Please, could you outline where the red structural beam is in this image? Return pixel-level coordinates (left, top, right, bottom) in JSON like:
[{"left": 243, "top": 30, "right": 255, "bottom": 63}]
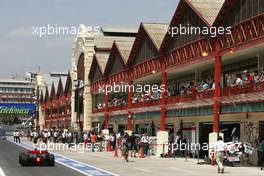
[
  {"left": 104, "top": 89, "right": 109, "bottom": 129},
  {"left": 49, "top": 105, "right": 52, "bottom": 129},
  {"left": 214, "top": 38, "right": 221, "bottom": 133},
  {"left": 56, "top": 104, "right": 59, "bottom": 129},
  {"left": 64, "top": 102, "right": 68, "bottom": 129},
  {"left": 127, "top": 79, "right": 133, "bottom": 131},
  {"left": 160, "top": 61, "right": 167, "bottom": 131},
  {"left": 43, "top": 106, "right": 46, "bottom": 129}
]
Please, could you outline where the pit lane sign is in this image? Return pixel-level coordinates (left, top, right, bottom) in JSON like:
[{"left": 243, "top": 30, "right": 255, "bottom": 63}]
[{"left": 0, "top": 103, "right": 36, "bottom": 115}]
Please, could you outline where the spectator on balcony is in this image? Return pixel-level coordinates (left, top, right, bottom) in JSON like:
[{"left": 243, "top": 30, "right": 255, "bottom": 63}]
[
  {"left": 155, "top": 90, "right": 161, "bottom": 99},
  {"left": 242, "top": 70, "right": 249, "bottom": 82},
  {"left": 259, "top": 68, "right": 264, "bottom": 82},
  {"left": 186, "top": 85, "right": 192, "bottom": 94},
  {"left": 243, "top": 70, "right": 254, "bottom": 84},
  {"left": 191, "top": 85, "right": 198, "bottom": 94},
  {"left": 132, "top": 94, "right": 138, "bottom": 103},
  {"left": 122, "top": 98, "right": 126, "bottom": 105},
  {"left": 208, "top": 78, "right": 214, "bottom": 88},
  {"left": 254, "top": 71, "right": 261, "bottom": 83},
  {"left": 234, "top": 74, "right": 243, "bottom": 86},
  {"left": 225, "top": 73, "right": 232, "bottom": 87},
  {"left": 247, "top": 72, "right": 255, "bottom": 84},
  {"left": 172, "top": 84, "right": 178, "bottom": 96},
  {"left": 180, "top": 86, "right": 187, "bottom": 95},
  {"left": 167, "top": 87, "right": 173, "bottom": 96},
  {"left": 201, "top": 80, "right": 209, "bottom": 92},
  {"left": 211, "top": 80, "right": 215, "bottom": 90}
]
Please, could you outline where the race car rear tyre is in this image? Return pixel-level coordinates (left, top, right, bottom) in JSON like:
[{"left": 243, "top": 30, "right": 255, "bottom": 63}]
[
  {"left": 48, "top": 154, "right": 55, "bottom": 166},
  {"left": 19, "top": 152, "right": 25, "bottom": 164},
  {"left": 19, "top": 153, "right": 28, "bottom": 166}
]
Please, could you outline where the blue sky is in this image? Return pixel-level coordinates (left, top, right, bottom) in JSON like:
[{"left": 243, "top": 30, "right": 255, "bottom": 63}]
[{"left": 0, "top": 0, "right": 178, "bottom": 77}]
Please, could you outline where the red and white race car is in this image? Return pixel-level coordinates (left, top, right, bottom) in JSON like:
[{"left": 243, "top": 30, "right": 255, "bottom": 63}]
[{"left": 19, "top": 149, "right": 55, "bottom": 166}]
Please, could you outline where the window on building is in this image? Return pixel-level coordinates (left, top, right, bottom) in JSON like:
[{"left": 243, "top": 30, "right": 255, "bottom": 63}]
[
  {"left": 253, "top": 0, "right": 259, "bottom": 16},
  {"left": 241, "top": 0, "right": 247, "bottom": 21},
  {"left": 247, "top": 0, "right": 253, "bottom": 18},
  {"left": 260, "top": 0, "right": 264, "bottom": 13}
]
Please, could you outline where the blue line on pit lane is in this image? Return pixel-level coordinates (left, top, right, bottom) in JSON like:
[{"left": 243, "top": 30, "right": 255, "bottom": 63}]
[{"left": 8, "top": 139, "right": 117, "bottom": 176}]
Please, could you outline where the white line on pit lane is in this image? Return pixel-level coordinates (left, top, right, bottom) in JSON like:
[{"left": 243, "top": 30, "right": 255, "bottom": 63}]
[
  {"left": 0, "top": 167, "right": 6, "bottom": 176},
  {"left": 6, "top": 138, "right": 118, "bottom": 176}
]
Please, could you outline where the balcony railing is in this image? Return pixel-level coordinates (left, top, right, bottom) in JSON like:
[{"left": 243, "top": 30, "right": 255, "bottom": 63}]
[
  {"left": 92, "top": 108, "right": 104, "bottom": 114},
  {"left": 92, "top": 82, "right": 264, "bottom": 114},
  {"left": 132, "top": 99, "right": 161, "bottom": 109}
]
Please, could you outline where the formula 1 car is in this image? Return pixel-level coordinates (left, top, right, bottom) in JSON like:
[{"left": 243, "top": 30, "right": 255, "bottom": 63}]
[
  {"left": 19, "top": 149, "right": 55, "bottom": 166},
  {"left": 209, "top": 141, "right": 254, "bottom": 166}
]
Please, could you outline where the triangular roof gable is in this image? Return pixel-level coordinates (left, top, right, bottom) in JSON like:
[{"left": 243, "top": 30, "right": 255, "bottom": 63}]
[
  {"left": 127, "top": 23, "right": 166, "bottom": 67},
  {"left": 104, "top": 41, "right": 131, "bottom": 76},
  {"left": 44, "top": 86, "right": 49, "bottom": 103},
  {"left": 40, "top": 90, "right": 44, "bottom": 103},
  {"left": 186, "top": 0, "right": 225, "bottom": 26},
  {"left": 64, "top": 72, "right": 72, "bottom": 95},
  {"left": 88, "top": 55, "right": 105, "bottom": 83},
  {"left": 160, "top": 0, "right": 222, "bottom": 52},
  {"left": 56, "top": 78, "right": 64, "bottom": 98},
  {"left": 50, "top": 82, "right": 56, "bottom": 101},
  {"left": 213, "top": 0, "right": 238, "bottom": 27}
]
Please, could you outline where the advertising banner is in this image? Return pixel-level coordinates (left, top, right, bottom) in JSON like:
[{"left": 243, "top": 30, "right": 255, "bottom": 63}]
[{"left": 0, "top": 103, "right": 36, "bottom": 115}]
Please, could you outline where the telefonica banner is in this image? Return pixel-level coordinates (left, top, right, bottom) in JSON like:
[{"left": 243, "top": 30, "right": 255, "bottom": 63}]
[{"left": 0, "top": 103, "right": 36, "bottom": 115}]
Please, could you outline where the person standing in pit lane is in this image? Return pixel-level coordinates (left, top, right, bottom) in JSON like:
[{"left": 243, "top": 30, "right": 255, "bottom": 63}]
[
  {"left": 130, "top": 132, "right": 137, "bottom": 158},
  {"left": 47, "top": 129, "right": 51, "bottom": 142},
  {"left": 120, "top": 132, "right": 130, "bottom": 162},
  {"left": 214, "top": 136, "right": 227, "bottom": 174},
  {"left": 42, "top": 129, "right": 48, "bottom": 145},
  {"left": 53, "top": 130, "right": 58, "bottom": 143},
  {"left": 33, "top": 130, "right": 39, "bottom": 144},
  {"left": 29, "top": 130, "right": 34, "bottom": 141},
  {"left": 91, "top": 132, "right": 97, "bottom": 152},
  {"left": 13, "top": 130, "right": 20, "bottom": 143}
]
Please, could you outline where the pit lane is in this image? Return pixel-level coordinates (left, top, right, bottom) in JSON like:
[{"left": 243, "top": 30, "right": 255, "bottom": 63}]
[{"left": 0, "top": 139, "right": 85, "bottom": 176}]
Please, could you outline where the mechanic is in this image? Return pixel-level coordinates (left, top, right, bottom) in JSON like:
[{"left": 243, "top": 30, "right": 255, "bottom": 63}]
[
  {"left": 214, "top": 136, "right": 227, "bottom": 174},
  {"left": 42, "top": 129, "right": 48, "bottom": 145},
  {"left": 91, "top": 132, "right": 97, "bottom": 152},
  {"left": 258, "top": 136, "right": 264, "bottom": 170},
  {"left": 13, "top": 130, "right": 20, "bottom": 143},
  {"left": 53, "top": 130, "right": 58, "bottom": 143},
  {"left": 33, "top": 130, "right": 39, "bottom": 144}
]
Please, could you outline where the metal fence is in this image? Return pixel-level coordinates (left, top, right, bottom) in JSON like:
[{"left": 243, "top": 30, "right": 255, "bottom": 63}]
[{"left": 0, "top": 124, "right": 17, "bottom": 137}]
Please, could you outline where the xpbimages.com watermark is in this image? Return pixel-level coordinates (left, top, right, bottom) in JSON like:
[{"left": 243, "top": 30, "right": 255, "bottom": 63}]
[
  {"left": 171, "top": 142, "right": 211, "bottom": 152},
  {"left": 36, "top": 142, "right": 101, "bottom": 153},
  {"left": 166, "top": 24, "right": 231, "bottom": 38},
  {"left": 33, "top": 142, "right": 212, "bottom": 153},
  {"left": 32, "top": 24, "right": 100, "bottom": 38},
  {"left": 99, "top": 83, "right": 166, "bottom": 95}
]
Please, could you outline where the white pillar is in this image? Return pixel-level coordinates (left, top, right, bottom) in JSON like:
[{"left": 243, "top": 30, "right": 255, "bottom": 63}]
[
  {"left": 83, "top": 36, "right": 94, "bottom": 132},
  {"left": 156, "top": 131, "right": 168, "bottom": 157}
]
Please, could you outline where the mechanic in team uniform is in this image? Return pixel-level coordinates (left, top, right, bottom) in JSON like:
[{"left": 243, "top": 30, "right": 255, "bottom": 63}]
[
  {"left": 91, "top": 132, "right": 97, "bottom": 152},
  {"left": 214, "top": 136, "right": 227, "bottom": 174},
  {"left": 42, "top": 129, "right": 48, "bottom": 145},
  {"left": 13, "top": 130, "right": 21, "bottom": 143},
  {"left": 33, "top": 130, "right": 39, "bottom": 144}
]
